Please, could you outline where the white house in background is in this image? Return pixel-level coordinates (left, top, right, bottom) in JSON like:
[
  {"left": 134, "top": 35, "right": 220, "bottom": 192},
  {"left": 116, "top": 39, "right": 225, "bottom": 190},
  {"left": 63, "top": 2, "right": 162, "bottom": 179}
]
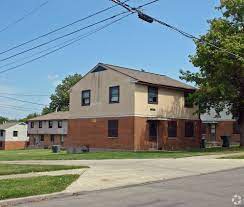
[{"left": 0, "top": 122, "right": 29, "bottom": 150}]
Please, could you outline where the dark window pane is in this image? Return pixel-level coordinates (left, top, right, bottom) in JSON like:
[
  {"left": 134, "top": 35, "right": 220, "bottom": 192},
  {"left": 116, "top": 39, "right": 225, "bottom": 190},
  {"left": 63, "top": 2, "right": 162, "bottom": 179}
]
[
  {"left": 148, "top": 87, "right": 158, "bottom": 104},
  {"left": 58, "top": 121, "right": 62, "bottom": 128},
  {"left": 81, "top": 90, "right": 91, "bottom": 106},
  {"left": 109, "top": 86, "right": 120, "bottom": 103},
  {"left": 40, "top": 135, "right": 44, "bottom": 142},
  {"left": 185, "top": 122, "right": 194, "bottom": 137},
  {"left": 49, "top": 121, "right": 53, "bottom": 128},
  {"left": 168, "top": 121, "right": 177, "bottom": 137},
  {"left": 31, "top": 122, "right": 34, "bottom": 128},
  {"left": 108, "top": 120, "right": 118, "bottom": 137},
  {"left": 13, "top": 131, "right": 18, "bottom": 137},
  {"left": 0, "top": 130, "right": 4, "bottom": 136},
  {"left": 39, "top": 121, "right": 42, "bottom": 128}
]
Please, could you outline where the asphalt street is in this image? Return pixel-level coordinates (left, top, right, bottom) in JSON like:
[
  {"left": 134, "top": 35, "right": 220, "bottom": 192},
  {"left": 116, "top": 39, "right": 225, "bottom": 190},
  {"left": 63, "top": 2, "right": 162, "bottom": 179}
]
[{"left": 17, "top": 167, "right": 244, "bottom": 207}]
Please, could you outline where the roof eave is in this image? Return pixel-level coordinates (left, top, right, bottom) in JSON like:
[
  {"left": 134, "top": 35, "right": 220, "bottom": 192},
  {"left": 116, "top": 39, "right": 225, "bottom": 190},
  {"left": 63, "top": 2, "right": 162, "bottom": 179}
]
[{"left": 136, "top": 81, "right": 196, "bottom": 92}]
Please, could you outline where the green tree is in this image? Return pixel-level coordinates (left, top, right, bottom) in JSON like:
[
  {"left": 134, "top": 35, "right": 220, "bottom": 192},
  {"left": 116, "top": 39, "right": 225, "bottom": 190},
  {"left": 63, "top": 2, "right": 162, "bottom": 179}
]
[
  {"left": 180, "top": 0, "right": 244, "bottom": 145},
  {"left": 0, "top": 116, "right": 9, "bottom": 124},
  {"left": 19, "top": 113, "right": 39, "bottom": 123},
  {"left": 42, "top": 73, "right": 82, "bottom": 115}
]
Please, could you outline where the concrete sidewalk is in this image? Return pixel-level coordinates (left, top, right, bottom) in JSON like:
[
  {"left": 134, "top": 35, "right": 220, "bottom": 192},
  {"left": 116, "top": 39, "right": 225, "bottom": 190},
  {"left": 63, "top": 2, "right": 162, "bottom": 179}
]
[{"left": 2, "top": 157, "right": 244, "bottom": 193}]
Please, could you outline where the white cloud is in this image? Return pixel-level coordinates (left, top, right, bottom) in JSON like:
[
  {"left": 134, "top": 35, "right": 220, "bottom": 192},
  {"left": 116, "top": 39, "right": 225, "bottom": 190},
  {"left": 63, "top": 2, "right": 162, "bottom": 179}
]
[
  {"left": 47, "top": 74, "right": 61, "bottom": 87},
  {"left": 47, "top": 74, "right": 59, "bottom": 81}
]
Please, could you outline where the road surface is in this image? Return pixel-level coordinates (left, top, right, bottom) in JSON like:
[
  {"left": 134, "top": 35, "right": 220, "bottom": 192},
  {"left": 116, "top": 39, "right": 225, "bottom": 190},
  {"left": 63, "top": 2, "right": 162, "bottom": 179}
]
[{"left": 17, "top": 167, "right": 244, "bottom": 207}]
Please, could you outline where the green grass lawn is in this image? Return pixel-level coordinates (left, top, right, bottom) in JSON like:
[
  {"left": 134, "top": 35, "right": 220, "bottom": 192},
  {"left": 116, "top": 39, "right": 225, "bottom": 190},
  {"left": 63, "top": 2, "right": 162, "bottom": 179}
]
[
  {"left": 0, "top": 175, "right": 79, "bottom": 200},
  {"left": 0, "top": 147, "right": 243, "bottom": 161},
  {"left": 0, "top": 164, "right": 87, "bottom": 176}
]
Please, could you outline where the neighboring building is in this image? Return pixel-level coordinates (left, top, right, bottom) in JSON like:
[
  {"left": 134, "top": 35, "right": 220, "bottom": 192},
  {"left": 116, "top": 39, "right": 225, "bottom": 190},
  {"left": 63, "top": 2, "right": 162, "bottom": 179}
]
[
  {"left": 66, "top": 63, "right": 201, "bottom": 151},
  {"left": 0, "top": 122, "right": 29, "bottom": 150},
  {"left": 28, "top": 112, "right": 69, "bottom": 148},
  {"left": 201, "top": 108, "right": 240, "bottom": 145}
]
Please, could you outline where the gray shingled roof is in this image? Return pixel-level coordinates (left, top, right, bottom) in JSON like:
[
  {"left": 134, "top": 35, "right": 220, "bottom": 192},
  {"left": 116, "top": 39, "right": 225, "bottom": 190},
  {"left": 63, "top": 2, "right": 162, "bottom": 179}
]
[
  {"left": 0, "top": 122, "right": 19, "bottom": 130},
  {"left": 28, "top": 111, "right": 70, "bottom": 121},
  {"left": 102, "top": 63, "right": 196, "bottom": 91}
]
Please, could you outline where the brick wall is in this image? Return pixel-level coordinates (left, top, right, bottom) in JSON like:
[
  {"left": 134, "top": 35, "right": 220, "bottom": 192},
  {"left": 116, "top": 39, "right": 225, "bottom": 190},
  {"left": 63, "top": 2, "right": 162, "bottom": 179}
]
[
  {"left": 65, "top": 117, "right": 135, "bottom": 150},
  {"left": 4, "top": 141, "right": 27, "bottom": 150},
  {"left": 29, "top": 134, "right": 65, "bottom": 148},
  {"left": 134, "top": 117, "right": 201, "bottom": 151},
  {"left": 202, "top": 121, "right": 240, "bottom": 145},
  {"left": 66, "top": 116, "right": 201, "bottom": 151}
]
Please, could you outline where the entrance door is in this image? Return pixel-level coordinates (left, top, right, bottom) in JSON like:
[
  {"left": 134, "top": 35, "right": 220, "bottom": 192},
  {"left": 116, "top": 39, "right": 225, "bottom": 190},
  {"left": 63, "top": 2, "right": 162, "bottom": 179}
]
[
  {"left": 148, "top": 120, "right": 159, "bottom": 149},
  {"left": 210, "top": 124, "right": 216, "bottom": 141}
]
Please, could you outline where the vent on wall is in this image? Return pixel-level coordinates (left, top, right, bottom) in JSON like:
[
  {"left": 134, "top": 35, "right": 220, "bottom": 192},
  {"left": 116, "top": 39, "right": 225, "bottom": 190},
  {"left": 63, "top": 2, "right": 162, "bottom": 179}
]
[{"left": 91, "top": 66, "right": 107, "bottom": 73}]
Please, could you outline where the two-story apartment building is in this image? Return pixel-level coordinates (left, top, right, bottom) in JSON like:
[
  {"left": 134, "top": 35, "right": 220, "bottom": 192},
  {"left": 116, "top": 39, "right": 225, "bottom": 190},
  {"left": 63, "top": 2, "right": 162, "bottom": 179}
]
[
  {"left": 28, "top": 112, "right": 69, "bottom": 148},
  {"left": 0, "top": 122, "right": 29, "bottom": 150},
  {"left": 66, "top": 63, "right": 201, "bottom": 151}
]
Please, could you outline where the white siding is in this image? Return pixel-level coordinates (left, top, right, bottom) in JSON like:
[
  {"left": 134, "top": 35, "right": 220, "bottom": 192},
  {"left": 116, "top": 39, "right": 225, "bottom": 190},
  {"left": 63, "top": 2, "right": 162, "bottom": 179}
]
[
  {"left": 5, "top": 123, "right": 29, "bottom": 141},
  {"left": 28, "top": 120, "right": 68, "bottom": 135}
]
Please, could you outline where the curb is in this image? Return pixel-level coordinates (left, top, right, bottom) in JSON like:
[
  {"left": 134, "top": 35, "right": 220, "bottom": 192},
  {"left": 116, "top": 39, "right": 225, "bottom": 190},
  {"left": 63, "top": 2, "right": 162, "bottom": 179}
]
[{"left": 0, "top": 192, "right": 73, "bottom": 207}]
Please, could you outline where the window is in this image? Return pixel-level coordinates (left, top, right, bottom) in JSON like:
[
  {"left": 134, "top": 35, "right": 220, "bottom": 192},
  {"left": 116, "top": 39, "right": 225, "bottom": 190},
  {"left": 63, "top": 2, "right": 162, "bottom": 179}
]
[
  {"left": 201, "top": 123, "right": 207, "bottom": 135},
  {"left": 148, "top": 86, "right": 158, "bottom": 104},
  {"left": 49, "top": 121, "right": 53, "bottom": 128},
  {"left": 58, "top": 121, "right": 63, "bottom": 128},
  {"left": 184, "top": 92, "right": 194, "bottom": 108},
  {"left": 185, "top": 122, "right": 195, "bottom": 137},
  {"left": 108, "top": 120, "right": 118, "bottom": 138},
  {"left": 30, "top": 122, "right": 34, "bottom": 128},
  {"left": 0, "top": 130, "right": 4, "bottom": 137},
  {"left": 109, "top": 86, "right": 120, "bottom": 103},
  {"left": 233, "top": 121, "right": 240, "bottom": 134},
  {"left": 50, "top": 135, "right": 55, "bottom": 143},
  {"left": 0, "top": 141, "right": 2, "bottom": 148},
  {"left": 40, "top": 135, "right": 44, "bottom": 142},
  {"left": 81, "top": 90, "right": 91, "bottom": 106},
  {"left": 13, "top": 131, "right": 18, "bottom": 137},
  {"left": 148, "top": 121, "right": 158, "bottom": 140},
  {"left": 168, "top": 121, "right": 177, "bottom": 138},
  {"left": 39, "top": 121, "right": 42, "bottom": 128}
]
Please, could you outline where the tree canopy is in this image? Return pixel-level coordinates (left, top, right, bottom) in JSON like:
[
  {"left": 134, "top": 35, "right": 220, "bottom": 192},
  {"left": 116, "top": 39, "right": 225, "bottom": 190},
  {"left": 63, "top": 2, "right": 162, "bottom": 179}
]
[
  {"left": 180, "top": 0, "right": 244, "bottom": 144},
  {"left": 42, "top": 73, "right": 82, "bottom": 115}
]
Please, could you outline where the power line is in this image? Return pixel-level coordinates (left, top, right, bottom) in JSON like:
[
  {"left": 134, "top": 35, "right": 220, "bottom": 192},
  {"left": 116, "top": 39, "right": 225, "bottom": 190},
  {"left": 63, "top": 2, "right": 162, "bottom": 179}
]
[
  {"left": 0, "top": 92, "right": 49, "bottom": 97},
  {"left": 0, "top": 0, "right": 130, "bottom": 55},
  {"left": 0, "top": 95, "right": 47, "bottom": 106},
  {"left": 0, "top": 10, "right": 129, "bottom": 63},
  {"left": 0, "top": 13, "right": 132, "bottom": 74},
  {"left": 0, "top": 1, "right": 49, "bottom": 34},
  {"left": 0, "top": 105, "right": 38, "bottom": 112},
  {"left": 0, "top": 104, "right": 41, "bottom": 111},
  {"left": 0, "top": 0, "right": 157, "bottom": 74},
  {"left": 111, "top": 0, "right": 244, "bottom": 61}
]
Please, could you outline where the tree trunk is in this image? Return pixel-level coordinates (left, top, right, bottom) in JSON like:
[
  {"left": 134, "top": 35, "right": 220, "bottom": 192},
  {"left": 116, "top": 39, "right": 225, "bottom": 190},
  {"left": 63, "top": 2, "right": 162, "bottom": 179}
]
[{"left": 240, "top": 110, "right": 244, "bottom": 147}]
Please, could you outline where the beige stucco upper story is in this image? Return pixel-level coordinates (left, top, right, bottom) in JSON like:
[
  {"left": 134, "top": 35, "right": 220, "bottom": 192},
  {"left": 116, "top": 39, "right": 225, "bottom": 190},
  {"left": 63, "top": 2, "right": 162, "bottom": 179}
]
[
  {"left": 69, "top": 63, "right": 199, "bottom": 120},
  {"left": 70, "top": 67, "right": 136, "bottom": 118}
]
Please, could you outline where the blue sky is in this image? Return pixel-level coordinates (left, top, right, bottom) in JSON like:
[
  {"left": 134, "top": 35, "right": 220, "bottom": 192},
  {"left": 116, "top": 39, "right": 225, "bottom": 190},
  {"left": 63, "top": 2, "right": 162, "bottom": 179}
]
[{"left": 0, "top": 0, "right": 220, "bottom": 119}]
